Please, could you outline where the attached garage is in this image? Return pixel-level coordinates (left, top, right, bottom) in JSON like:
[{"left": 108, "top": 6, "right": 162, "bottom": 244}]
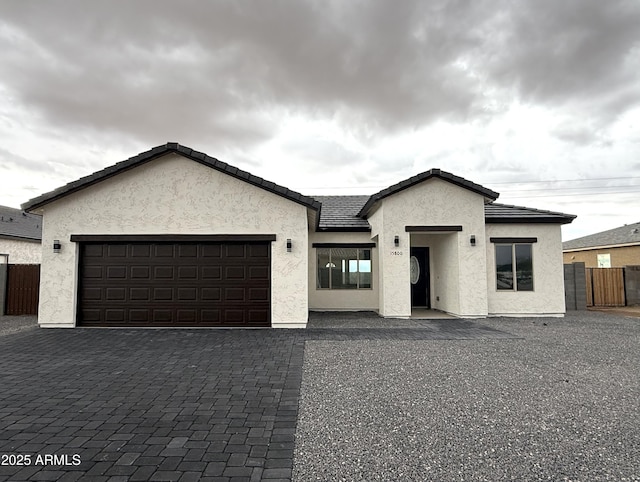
[{"left": 74, "top": 235, "right": 274, "bottom": 327}]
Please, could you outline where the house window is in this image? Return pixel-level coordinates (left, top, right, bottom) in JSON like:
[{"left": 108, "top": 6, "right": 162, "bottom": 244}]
[
  {"left": 495, "top": 244, "right": 533, "bottom": 291},
  {"left": 317, "top": 248, "right": 372, "bottom": 289}
]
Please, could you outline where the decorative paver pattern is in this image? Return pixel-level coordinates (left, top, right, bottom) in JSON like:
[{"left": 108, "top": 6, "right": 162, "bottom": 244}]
[
  {"left": 0, "top": 315, "right": 512, "bottom": 481},
  {"left": 7, "top": 313, "right": 638, "bottom": 480}
]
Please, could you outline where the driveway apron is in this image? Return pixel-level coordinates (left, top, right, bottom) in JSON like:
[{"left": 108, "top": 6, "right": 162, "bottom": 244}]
[{"left": 0, "top": 317, "right": 514, "bottom": 481}]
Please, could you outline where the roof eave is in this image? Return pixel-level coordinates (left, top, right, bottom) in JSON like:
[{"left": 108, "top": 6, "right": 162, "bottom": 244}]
[
  {"left": 563, "top": 241, "right": 640, "bottom": 252},
  {"left": 0, "top": 234, "right": 42, "bottom": 242},
  {"left": 316, "top": 226, "right": 372, "bottom": 232},
  {"left": 485, "top": 215, "right": 576, "bottom": 225}
]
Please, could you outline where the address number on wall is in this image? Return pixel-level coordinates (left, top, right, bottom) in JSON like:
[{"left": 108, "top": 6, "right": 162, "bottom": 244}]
[{"left": 390, "top": 250, "right": 404, "bottom": 256}]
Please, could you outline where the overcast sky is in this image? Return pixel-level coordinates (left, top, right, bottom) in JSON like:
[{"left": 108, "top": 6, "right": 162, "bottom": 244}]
[{"left": 1, "top": 1, "right": 639, "bottom": 241}]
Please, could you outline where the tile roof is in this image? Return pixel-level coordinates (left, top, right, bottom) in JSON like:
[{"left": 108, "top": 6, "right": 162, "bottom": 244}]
[
  {"left": 357, "top": 168, "right": 500, "bottom": 218},
  {"left": 315, "top": 195, "right": 371, "bottom": 231},
  {"left": 19, "top": 143, "right": 575, "bottom": 232},
  {"left": 22, "top": 143, "right": 322, "bottom": 213},
  {"left": 563, "top": 221, "right": 640, "bottom": 250},
  {"left": 313, "top": 200, "right": 575, "bottom": 230},
  {"left": 485, "top": 203, "right": 576, "bottom": 225},
  {"left": 0, "top": 205, "right": 42, "bottom": 241}
]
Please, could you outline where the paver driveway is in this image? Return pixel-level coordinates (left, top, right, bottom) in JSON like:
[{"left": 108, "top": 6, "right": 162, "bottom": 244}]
[{"left": 0, "top": 315, "right": 512, "bottom": 481}]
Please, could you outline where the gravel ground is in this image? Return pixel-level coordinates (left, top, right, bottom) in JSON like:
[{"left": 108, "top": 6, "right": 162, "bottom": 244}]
[
  {"left": 0, "top": 316, "right": 37, "bottom": 336},
  {"left": 294, "top": 311, "right": 640, "bottom": 481}
]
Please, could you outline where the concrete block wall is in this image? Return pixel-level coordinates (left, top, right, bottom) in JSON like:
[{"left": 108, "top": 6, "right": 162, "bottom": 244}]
[{"left": 564, "top": 262, "right": 587, "bottom": 310}]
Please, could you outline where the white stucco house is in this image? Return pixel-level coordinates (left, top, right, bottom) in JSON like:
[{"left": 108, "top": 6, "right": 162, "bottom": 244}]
[
  {"left": 0, "top": 205, "right": 42, "bottom": 265},
  {"left": 23, "top": 143, "right": 575, "bottom": 328}
]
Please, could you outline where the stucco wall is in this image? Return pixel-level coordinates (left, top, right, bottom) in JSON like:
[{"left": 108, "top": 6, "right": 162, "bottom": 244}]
[
  {"left": 563, "top": 245, "right": 640, "bottom": 268},
  {"left": 34, "top": 153, "right": 309, "bottom": 328},
  {"left": 369, "top": 178, "right": 489, "bottom": 318},
  {"left": 308, "top": 231, "right": 378, "bottom": 311},
  {"left": 486, "top": 223, "right": 565, "bottom": 316},
  {"left": 0, "top": 238, "right": 42, "bottom": 264}
]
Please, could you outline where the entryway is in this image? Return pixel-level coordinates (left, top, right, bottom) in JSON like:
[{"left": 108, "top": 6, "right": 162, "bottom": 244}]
[{"left": 410, "top": 247, "right": 430, "bottom": 309}]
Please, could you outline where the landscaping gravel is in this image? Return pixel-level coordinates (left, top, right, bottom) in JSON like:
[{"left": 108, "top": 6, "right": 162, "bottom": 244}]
[{"left": 294, "top": 311, "right": 640, "bottom": 481}]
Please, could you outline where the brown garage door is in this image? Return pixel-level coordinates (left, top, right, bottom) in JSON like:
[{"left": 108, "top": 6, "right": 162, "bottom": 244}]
[{"left": 77, "top": 239, "right": 271, "bottom": 327}]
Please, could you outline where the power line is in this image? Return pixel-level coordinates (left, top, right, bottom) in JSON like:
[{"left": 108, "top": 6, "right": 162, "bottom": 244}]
[
  {"left": 502, "top": 190, "right": 640, "bottom": 199},
  {"left": 484, "top": 176, "right": 640, "bottom": 185},
  {"left": 297, "top": 175, "right": 640, "bottom": 191},
  {"left": 499, "top": 184, "right": 640, "bottom": 193}
]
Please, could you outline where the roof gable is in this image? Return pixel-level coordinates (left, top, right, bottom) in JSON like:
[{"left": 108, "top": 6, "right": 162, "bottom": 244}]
[
  {"left": 0, "top": 205, "right": 42, "bottom": 241},
  {"left": 22, "top": 143, "right": 321, "bottom": 213},
  {"left": 357, "top": 168, "right": 499, "bottom": 218},
  {"left": 563, "top": 221, "right": 640, "bottom": 250}
]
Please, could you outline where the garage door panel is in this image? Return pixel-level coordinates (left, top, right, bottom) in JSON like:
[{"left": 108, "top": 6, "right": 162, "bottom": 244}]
[
  {"left": 105, "top": 287, "right": 126, "bottom": 301},
  {"left": 226, "top": 245, "right": 245, "bottom": 257},
  {"left": 153, "top": 309, "right": 172, "bottom": 322},
  {"left": 177, "top": 288, "right": 197, "bottom": 300},
  {"left": 130, "top": 287, "right": 151, "bottom": 301},
  {"left": 130, "top": 309, "right": 149, "bottom": 322},
  {"left": 202, "top": 287, "right": 221, "bottom": 301},
  {"left": 131, "top": 266, "right": 151, "bottom": 279},
  {"left": 78, "top": 241, "right": 271, "bottom": 327},
  {"left": 84, "top": 244, "right": 104, "bottom": 257},
  {"left": 107, "top": 245, "right": 127, "bottom": 257},
  {"left": 178, "top": 266, "right": 197, "bottom": 279},
  {"left": 105, "top": 309, "right": 125, "bottom": 322},
  {"left": 131, "top": 244, "right": 151, "bottom": 257},
  {"left": 249, "top": 266, "right": 269, "bottom": 280},
  {"left": 81, "top": 309, "right": 101, "bottom": 322},
  {"left": 107, "top": 266, "right": 127, "bottom": 279},
  {"left": 154, "top": 245, "right": 174, "bottom": 257},
  {"left": 82, "top": 266, "right": 103, "bottom": 279},
  {"left": 249, "top": 244, "right": 269, "bottom": 258},
  {"left": 225, "top": 287, "right": 245, "bottom": 301},
  {"left": 225, "top": 266, "right": 245, "bottom": 279},
  {"left": 248, "top": 288, "right": 269, "bottom": 301},
  {"left": 179, "top": 244, "right": 198, "bottom": 257},
  {"left": 202, "top": 266, "right": 222, "bottom": 279},
  {"left": 154, "top": 266, "right": 174, "bottom": 279},
  {"left": 82, "top": 288, "right": 102, "bottom": 301},
  {"left": 154, "top": 287, "right": 173, "bottom": 301},
  {"left": 201, "top": 245, "right": 222, "bottom": 258}
]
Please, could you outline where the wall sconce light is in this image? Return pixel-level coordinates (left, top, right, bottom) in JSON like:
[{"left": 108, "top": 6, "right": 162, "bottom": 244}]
[
  {"left": 394, "top": 235, "right": 400, "bottom": 248},
  {"left": 286, "top": 238, "right": 292, "bottom": 253},
  {"left": 470, "top": 235, "right": 476, "bottom": 247},
  {"left": 53, "top": 239, "right": 61, "bottom": 253}
]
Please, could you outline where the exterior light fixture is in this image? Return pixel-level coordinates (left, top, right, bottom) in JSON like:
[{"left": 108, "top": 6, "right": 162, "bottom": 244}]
[
  {"left": 286, "top": 239, "right": 292, "bottom": 252},
  {"left": 394, "top": 235, "right": 400, "bottom": 248},
  {"left": 470, "top": 235, "right": 476, "bottom": 246},
  {"left": 53, "top": 240, "right": 61, "bottom": 253}
]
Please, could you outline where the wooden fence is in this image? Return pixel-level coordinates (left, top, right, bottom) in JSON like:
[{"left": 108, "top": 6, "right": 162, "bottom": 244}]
[
  {"left": 586, "top": 267, "right": 626, "bottom": 307},
  {"left": 5, "top": 264, "right": 40, "bottom": 315}
]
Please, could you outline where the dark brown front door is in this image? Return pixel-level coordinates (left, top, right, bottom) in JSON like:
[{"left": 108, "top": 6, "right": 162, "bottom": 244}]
[{"left": 78, "top": 242, "right": 271, "bottom": 327}]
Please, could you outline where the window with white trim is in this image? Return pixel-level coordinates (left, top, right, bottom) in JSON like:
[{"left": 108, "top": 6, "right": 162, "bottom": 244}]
[
  {"left": 317, "top": 247, "right": 372, "bottom": 289},
  {"left": 495, "top": 243, "right": 533, "bottom": 291}
]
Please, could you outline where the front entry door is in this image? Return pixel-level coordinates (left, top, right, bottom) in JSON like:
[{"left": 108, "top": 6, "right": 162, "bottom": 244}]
[{"left": 410, "top": 247, "right": 430, "bottom": 308}]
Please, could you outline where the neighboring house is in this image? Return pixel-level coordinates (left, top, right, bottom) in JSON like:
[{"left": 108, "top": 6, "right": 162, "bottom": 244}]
[
  {"left": 23, "top": 143, "right": 575, "bottom": 328},
  {"left": 0, "top": 205, "right": 42, "bottom": 264},
  {"left": 563, "top": 222, "right": 640, "bottom": 268}
]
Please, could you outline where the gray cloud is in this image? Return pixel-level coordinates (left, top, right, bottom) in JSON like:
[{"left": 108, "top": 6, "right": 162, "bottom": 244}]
[{"left": 1, "top": 0, "right": 638, "bottom": 152}]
